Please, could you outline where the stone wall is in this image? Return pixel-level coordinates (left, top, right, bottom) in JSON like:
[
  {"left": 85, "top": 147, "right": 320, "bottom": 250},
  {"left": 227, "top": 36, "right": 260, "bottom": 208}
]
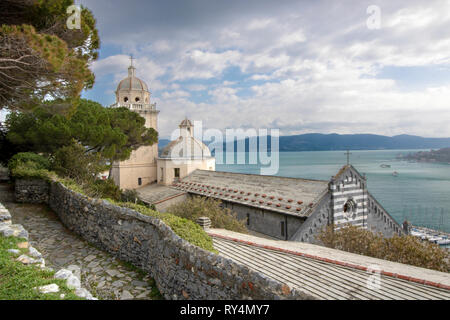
[
  {"left": 14, "top": 179, "right": 49, "bottom": 204},
  {"left": 16, "top": 179, "right": 312, "bottom": 300},
  {"left": 290, "top": 193, "right": 331, "bottom": 243},
  {"left": 222, "top": 200, "right": 305, "bottom": 240},
  {"left": 366, "top": 193, "right": 403, "bottom": 237}
]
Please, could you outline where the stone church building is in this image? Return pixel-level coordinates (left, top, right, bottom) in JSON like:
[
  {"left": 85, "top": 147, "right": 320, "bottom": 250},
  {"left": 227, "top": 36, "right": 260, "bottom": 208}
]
[
  {"left": 109, "top": 60, "right": 404, "bottom": 243},
  {"left": 109, "top": 61, "right": 214, "bottom": 190}
]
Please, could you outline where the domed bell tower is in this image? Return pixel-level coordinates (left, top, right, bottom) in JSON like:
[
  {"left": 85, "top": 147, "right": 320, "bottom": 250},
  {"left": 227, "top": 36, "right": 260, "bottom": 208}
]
[{"left": 110, "top": 57, "right": 159, "bottom": 189}]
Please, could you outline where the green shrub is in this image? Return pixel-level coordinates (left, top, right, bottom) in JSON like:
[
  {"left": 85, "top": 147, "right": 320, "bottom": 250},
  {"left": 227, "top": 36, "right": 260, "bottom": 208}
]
[
  {"left": 121, "top": 189, "right": 147, "bottom": 206},
  {"left": 84, "top": 179, "right": 121, "bottom": 201},
  {"left": 51, "top": 141, "right": 107, "bottom": 182},
  {"left": 57, "top": 176, "right": 121, "bottom": 201},
  {"left": 167, "top": 196, "right": 248, "bottom": 234},
  {"left": 9, "top": 164, "right": 55, "bottom": 182},
  {"left": 8, "top": 152, "right": 50, "bottom": 172},
  {"left": 318, "top": 224, "right": 450, "bottom": 272},
  {"left": 57, "top": 177, "right": 87, "bottom": 195}
]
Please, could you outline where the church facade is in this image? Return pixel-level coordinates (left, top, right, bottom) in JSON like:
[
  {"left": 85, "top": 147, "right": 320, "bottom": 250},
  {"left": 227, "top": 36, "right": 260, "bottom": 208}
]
[{"left": 110, "top": 60, "right": 405, "bottom": 243}]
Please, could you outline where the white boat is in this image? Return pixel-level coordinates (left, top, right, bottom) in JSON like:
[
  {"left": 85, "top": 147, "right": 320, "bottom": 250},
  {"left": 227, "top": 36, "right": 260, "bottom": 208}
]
[
  {"left": 392, "top": 171, "right": 399, "bottom": 177},
  {"left": 437, "top": 239, "right": 450, "bottom": 245},
  {"left": 428, "top": 237, "right": 441, "bottom": 244}
]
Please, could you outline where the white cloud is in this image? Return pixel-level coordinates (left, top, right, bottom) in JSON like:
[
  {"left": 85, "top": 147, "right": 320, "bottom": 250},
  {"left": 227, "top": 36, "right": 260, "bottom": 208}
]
[
  {"left": 161, "top": 90, "right": 191, "bottom": 99},
  {"left": 186, "top": 84, "right": 207, "bottom": 91},
  {"left": 82, "top": 0, "right": 450, "bottom": 137},
  {"left": 247, "top": 18, "right": 274, "bottom": 30},
  {"left": 171, "top": 50, "right": 241, "bottom": 81}
]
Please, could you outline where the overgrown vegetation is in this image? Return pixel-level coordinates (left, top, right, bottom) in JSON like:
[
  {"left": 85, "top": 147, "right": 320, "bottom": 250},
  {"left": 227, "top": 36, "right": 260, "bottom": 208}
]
[
  {"left": 167, "top": 196, "right": 248, "bottom": 234},
  {"left": 318, "top": 224, "right": 450, "bottom": 273},
  {"left": 121, "top": 189, "right": 148, "bottom": 206},
  {"left": 0, "top": 235, "right": 83, "bottom": 300},
  {"left": 8, "top": 152, "right": 56, "bottom": 182},
  {"left": 8, "top": 152, "right": 50, "bottom": 172}
]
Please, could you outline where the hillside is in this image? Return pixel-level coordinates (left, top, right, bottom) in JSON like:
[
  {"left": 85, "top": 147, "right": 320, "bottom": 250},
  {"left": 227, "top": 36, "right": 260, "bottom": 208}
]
[
  {"left": 400, "top": 148, "right": 450, "bottom": 163},
  {"left": 158, "top": 133, "right": 450, "bottom": 153}
]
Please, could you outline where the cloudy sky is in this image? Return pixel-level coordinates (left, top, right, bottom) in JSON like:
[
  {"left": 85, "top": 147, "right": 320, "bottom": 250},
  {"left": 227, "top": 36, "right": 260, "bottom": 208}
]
[{"left": 79, "top": 0, "right": 450, "bottom": 138}]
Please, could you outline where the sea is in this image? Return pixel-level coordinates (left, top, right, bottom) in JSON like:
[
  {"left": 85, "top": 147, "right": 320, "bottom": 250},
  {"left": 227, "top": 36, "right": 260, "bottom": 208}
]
[{"left": 216, "top": 149, "right": 450, "bottom": 234}]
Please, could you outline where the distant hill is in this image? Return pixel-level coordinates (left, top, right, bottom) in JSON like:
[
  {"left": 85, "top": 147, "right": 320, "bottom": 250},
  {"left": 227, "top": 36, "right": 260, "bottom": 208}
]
[
  {"left": 278, "top": 134, "right": 450, "bottom": 151},
  {"left": 158, "top": 134, "right": 450, "bottom": 153}
]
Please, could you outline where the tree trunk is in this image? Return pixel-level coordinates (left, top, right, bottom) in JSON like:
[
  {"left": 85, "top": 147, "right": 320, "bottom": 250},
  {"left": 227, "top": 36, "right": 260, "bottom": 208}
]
[{"left": 107, "top": 159, "right": 113, "bottom": 180}]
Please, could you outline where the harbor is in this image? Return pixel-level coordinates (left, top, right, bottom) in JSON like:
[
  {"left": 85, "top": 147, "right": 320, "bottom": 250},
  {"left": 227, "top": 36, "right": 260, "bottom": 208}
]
[{"left": 410, "top": 226, "right": 450, "bottom": 249}]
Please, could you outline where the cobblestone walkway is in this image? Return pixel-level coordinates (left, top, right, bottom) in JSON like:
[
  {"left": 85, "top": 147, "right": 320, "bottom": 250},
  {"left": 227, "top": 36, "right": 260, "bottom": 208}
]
[{"left": 0, "top": 183, "right": 161, "bottom": 300}]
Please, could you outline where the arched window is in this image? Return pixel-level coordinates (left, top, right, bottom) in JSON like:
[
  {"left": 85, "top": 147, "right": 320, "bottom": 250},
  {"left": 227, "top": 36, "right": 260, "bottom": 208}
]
[
  {"left": 135, "top": 97, "right": 140, "bottom": 102},
  {"left": 343, "top": 198, "right": 357, "bottom": 213},
  {"left": 124, "top": 97, "right": 129, "bottom": 102}
]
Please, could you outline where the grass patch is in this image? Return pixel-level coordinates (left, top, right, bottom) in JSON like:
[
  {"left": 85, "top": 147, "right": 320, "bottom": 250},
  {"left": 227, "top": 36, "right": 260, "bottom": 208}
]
[{"left": 0, "top": 236, "right": 84, "bottom": 300}]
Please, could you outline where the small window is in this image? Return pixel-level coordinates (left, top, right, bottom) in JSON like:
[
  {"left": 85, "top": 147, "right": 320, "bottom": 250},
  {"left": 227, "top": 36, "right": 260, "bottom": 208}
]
[
  {"left": 174, "top": 168, "right": 180, "bottom": 178},
  {"left": 124, "top": 97, "right": 128, "bottom": 102},
  {"left": 138, "top": 178, "right": 142, "bottom": 186},
  {"left": 135, "top": 97, "right": 140, "bottom": 102}
]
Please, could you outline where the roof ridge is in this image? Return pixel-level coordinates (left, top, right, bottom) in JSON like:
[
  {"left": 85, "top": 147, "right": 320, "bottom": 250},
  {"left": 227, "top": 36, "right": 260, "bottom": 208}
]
[{"left": 193, "top": 169, "right": 329, "bottom": 183}]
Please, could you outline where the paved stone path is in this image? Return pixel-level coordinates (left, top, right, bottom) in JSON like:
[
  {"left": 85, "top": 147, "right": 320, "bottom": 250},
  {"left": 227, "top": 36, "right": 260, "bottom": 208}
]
[{"left": 0, "top": 183, "right": 161, "bottom": 300}]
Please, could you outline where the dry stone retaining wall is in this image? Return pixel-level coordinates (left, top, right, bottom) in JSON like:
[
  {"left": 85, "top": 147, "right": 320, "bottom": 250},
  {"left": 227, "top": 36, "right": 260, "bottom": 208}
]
[
  {"left": 16, "top": 179, "right": 313, "bottom": 300},
  {"left": 14, "top": 179, "right": 49, "bottom": 204}
]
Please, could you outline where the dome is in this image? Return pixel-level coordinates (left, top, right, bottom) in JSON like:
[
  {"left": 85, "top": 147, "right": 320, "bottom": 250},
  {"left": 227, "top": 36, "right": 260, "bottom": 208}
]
[
  {"left": 116, "top": 65, "right": 149, "bottom": 92},
  {"left": 117, "top": 76, "right": 148, "bottom": 92}
]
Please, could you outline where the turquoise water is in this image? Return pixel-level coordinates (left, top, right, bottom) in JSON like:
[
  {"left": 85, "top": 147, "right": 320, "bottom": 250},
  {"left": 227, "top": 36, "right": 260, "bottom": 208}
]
[{"left": 216, "top": 150, "right": 450, "bottom": 233}]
